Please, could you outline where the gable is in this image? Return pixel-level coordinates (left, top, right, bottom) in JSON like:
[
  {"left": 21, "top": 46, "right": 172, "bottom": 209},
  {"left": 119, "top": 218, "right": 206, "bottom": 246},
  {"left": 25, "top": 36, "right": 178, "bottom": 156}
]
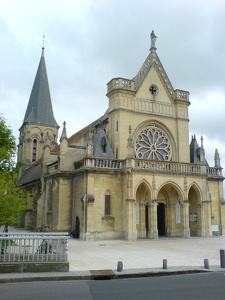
[{"left": 135, "top": 63, "right": 174, "bottom": 104}]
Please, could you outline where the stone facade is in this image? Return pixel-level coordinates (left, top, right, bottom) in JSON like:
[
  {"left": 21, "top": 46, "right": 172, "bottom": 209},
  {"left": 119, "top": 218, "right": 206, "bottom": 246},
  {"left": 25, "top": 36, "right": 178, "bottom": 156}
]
[{"left": 18, "top": 33, "right": 225, "bottom": 240}]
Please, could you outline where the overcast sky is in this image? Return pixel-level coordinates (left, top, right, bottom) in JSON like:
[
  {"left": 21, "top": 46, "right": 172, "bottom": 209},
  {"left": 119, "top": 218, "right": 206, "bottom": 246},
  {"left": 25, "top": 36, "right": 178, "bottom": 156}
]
[{"left": 0, "top": 0, "right": 225, "bottom": 167}]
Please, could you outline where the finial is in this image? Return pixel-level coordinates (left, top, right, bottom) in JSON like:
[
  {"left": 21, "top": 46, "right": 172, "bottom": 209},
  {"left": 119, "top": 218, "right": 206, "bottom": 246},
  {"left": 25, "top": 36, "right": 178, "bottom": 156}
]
[
  {"left": 86, "top": 127, "right": 93, "bottom": 157},
  {"left": 199, "top": 136, "right": 205, "bottom": 164},
  {"left": 150, "top": 30, "right": 157, "bottom": 51},
  {"left": 60, "top": 121, "right": 68, "bottom": 142},
  {"left": 200, "top": 136, "right": 203, "bottom": 148},
  {"left": 214, "top": 149, "right": 221, "bottom": 168},
  {"left": 42, "top": 34, "right": 45, "bottom": 56},
  {"left": 42, "top": 33, "right": 45, "bottom": 48}
]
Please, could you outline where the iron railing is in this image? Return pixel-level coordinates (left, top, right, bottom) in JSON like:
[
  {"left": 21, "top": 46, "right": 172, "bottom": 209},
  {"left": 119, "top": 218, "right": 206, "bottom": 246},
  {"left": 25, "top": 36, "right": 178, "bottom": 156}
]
[{"left": 0, "top": 233, "right": 69, "bottom": 263}]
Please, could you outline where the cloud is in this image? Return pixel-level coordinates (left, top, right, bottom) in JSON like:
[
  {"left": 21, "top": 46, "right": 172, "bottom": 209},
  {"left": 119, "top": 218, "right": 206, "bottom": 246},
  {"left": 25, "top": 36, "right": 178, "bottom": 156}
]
[{"left": 0, "top": 0, "right": 224, "bottom": 169}]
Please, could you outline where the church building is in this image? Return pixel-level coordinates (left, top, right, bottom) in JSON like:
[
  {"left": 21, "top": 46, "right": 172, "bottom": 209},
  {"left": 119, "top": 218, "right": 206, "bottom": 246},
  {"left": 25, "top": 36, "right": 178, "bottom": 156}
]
[{"left": 18, "top": 32, "right": 225, "bottom": 240}]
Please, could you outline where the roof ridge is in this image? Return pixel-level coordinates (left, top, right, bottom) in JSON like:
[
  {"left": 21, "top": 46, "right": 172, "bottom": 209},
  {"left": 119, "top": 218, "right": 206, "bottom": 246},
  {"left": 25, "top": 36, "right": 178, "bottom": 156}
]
[{"left": 50, "top": 117, "right": 101, "bottom": 153}]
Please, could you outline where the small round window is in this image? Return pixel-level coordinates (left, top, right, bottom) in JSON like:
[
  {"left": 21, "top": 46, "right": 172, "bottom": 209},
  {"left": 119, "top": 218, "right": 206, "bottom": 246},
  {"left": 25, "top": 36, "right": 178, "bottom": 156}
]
[{"left": 149, "top": 84, "right": 158, "bottom": 96}]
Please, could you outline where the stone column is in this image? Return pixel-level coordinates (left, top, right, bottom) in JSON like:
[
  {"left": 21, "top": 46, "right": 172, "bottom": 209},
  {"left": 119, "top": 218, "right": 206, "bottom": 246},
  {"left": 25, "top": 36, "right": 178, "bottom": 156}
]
[
  {"left": 181, "top": 200, "right": 190, "bottom": 237},
  {"left": 139, "top": 203, "right": 146, "bottom": 238},
  {"left": 147, "top": 200, "right": 158, "bottom": 239},
  {"left": 198, "top": 181, "right": 212, "bottom": 237},
  {"left": 167, "top": 204, "right": 175, "bottom": 236},
  {"left": 197, "top": 203, "right": 204, "bottom": 236},
  {"left": 202, "top": 200, "right": 212, "bottom": 237},
  {"left": 124, "top": 168, "right": 137, "bottom": 240},
  {"left": 125, "top": 198, "right": 136, "bottom": 240}
]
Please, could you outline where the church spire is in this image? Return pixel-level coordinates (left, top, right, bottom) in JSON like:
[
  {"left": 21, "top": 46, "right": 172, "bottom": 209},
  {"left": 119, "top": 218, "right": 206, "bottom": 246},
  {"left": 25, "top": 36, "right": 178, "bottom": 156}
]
[{"left": 22, "top": 47, "right": 59, "bottom": 129}]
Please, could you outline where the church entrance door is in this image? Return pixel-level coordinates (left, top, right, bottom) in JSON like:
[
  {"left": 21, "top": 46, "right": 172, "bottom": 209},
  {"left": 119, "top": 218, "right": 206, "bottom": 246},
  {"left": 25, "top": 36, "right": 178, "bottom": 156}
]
[
  {"left": 157, "top": 203, "right": 165, "bottom": 236},
  {"left": 145, "top": 204, "right": 149, "bottom": 237}
]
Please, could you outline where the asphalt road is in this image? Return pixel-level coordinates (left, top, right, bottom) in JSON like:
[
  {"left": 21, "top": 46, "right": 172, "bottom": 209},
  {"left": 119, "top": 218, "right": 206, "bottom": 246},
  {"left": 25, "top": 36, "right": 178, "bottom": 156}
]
[{"left": 1, "top": 272, "right": 225, "bottom": 300}]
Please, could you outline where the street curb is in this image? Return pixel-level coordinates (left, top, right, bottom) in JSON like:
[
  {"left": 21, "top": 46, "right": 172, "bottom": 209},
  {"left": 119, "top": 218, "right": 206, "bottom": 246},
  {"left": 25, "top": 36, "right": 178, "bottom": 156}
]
[{"left": 0, "top": 267, "right": 223, "bottom": 283}]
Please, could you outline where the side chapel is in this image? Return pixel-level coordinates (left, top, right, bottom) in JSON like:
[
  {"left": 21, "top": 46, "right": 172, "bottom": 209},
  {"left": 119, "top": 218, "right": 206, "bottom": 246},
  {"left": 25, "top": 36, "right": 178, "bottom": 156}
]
[{"left": 18, "top": 32, "right": 225, "bottom": 240}]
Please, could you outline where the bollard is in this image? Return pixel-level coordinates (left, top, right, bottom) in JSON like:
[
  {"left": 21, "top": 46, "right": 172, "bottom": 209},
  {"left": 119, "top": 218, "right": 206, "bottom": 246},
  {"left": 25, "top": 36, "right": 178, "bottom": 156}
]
[
  {"left": 117, "top": 261, "right": 123, "bottom": 272},
  {"left": 163, "top": 259, "right": 167, "bottom": 269},
  {"left": 220, "top": 249, "right": 225, "bottom": 268},
  {"left": 204, "top": 258, "right": 209, "bottom": 269}
]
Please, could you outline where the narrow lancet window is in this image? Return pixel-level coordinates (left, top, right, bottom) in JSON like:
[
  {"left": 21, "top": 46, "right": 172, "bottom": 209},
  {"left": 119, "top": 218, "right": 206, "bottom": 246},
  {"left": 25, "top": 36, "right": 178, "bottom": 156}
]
[
  {"left": 32, "top": 139, "right": 37, "bottom": 162},
  {"left": 105, "top": 194, "right": 111, "bottom": 215}
]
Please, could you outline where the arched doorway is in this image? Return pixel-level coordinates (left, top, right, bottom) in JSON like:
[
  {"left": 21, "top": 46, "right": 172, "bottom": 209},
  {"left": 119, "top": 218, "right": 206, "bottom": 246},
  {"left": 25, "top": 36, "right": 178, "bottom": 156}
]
[
  {"left": 188, "top": 185, "right": 201, "bottom": 236},
  {"left": 136, "top": 182, "right": 151, "bottom": 238},
  {"left": 157, "top": 183, "right": 182, "bottom": 237}
]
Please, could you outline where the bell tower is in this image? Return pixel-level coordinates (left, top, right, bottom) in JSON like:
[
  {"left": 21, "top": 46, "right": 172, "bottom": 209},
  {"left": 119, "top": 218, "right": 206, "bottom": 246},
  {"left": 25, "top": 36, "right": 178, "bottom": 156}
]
[{"left": 18, "top": 47, "right": 59, "bottom": 174}]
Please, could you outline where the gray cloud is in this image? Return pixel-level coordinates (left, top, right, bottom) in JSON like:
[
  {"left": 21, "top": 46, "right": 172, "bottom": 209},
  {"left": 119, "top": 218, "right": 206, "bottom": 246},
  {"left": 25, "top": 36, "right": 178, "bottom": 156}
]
[{"left": 0, "top": 0, "right": 224, "bottom": 167}]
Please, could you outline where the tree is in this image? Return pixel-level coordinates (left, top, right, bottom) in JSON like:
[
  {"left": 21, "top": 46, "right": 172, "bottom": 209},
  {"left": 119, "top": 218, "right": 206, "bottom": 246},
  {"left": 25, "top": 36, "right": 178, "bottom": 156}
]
[
  {"left": 0, "top": 115, "right": 16, "bottom": 172},
  {"left": 0, "top": 115, "right": 30, "bottom": 226},
  {"left": 0, "top": 172, "right": 30, "bottom": 225}
]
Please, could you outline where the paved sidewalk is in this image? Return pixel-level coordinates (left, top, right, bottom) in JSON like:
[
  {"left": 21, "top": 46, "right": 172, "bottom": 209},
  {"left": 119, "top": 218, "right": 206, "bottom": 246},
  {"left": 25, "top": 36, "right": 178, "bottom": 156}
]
[
  {"left": 68, "top": 236, "right": 225, "bottom": 271},
  {"left": 1, "top": 227, "right": 225, "bottom": 282}
]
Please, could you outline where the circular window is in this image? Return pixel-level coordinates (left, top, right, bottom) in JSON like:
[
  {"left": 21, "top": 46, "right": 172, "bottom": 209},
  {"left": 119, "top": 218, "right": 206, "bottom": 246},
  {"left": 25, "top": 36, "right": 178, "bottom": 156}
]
[
  {"left": 135, "top": 125, "right": 172, "bottom": 161},
  {"left": 149, "top": 84, "right": 158, "bottom": 95}
]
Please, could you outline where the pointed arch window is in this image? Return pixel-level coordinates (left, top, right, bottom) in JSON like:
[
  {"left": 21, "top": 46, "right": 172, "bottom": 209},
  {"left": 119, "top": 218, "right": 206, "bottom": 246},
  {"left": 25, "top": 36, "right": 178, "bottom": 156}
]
[
  {"left": 32, "top": 139, "right": 37, "bottom": 162},
  {"left": 105, "top": 192, "right": 111, "bottom": 216}
]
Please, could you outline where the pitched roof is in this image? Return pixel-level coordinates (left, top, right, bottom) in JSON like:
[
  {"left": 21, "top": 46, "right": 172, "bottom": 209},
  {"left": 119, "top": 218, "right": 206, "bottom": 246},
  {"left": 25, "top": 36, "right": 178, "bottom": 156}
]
[
  {"left": 93, "top": 127, "right": 115, "bottom": 159},
  {"left": 190, "top": 135, "right": 208, "bottom": 166},
  {"left": 22, "top": 48, "right": 59, "bottom": 128},
  {"left": 190, "top": 135, "right": 201, "bottom": 164},
  {"left": 51, "top": 116, "right": 103, "bottom": 153},
  {"left": 18, "top": 163, "right": 42, "bottom": 185}
]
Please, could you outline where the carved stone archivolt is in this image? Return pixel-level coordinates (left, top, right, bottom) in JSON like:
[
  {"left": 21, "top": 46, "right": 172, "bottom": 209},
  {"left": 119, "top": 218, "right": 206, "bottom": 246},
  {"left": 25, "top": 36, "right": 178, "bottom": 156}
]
[{"left": 135, "top": 125, "right": 172, "bottom": 161}]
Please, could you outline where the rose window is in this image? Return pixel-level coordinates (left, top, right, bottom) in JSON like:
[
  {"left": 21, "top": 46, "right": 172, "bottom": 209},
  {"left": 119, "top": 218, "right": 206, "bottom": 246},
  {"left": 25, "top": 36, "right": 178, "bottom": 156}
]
[{"left": 136, "top": 125, "right": 172, "bottom": 161}]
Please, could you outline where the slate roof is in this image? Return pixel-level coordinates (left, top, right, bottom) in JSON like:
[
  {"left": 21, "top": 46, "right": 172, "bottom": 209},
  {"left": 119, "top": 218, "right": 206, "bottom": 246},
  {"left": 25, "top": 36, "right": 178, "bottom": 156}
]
[
  {"left": 22, "top": 48, "right": 59, "bottom": 128},
  {"left": 18, "top": 162, "right": 42, "bottom": 185},
  {"left": 93, "top": 126, "right": 115, "bottom": 159},
  {"left": 51, "top": 110, "right": 109, "bottom": 154},
  {"left": 19, "top": 111, "right": 113, "bottom": 185},
  {"left": 190, "top": 135, "right": 208, "bottom": 165}
]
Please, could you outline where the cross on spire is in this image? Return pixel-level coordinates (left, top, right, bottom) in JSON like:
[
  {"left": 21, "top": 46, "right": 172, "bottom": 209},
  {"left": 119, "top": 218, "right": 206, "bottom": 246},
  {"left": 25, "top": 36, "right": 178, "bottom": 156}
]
[{"left": 42, "top": 34, "right": 45, "bottom": 49}]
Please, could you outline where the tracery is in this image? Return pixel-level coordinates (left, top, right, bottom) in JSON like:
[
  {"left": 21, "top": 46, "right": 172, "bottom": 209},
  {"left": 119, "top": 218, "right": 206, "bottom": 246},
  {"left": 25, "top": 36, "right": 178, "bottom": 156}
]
[{"left": 136, "top": 125, "right": 171, "bottom": 161}]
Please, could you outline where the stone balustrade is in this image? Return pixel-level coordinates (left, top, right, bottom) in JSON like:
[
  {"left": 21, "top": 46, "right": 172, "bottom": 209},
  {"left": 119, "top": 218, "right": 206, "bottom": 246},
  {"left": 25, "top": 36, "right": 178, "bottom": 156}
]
[
  {"left": 85, "top": 158, "right": 122, "bottom": 169},
  {"left": 107, "top": 78, "right": 135, "bottom": 93},
  {"left": 174, "top": 89, "right": 190, "bottom": 101},
  {"left": 134, "top": 159, "right": 202, "bottom": 174},
  {"left": 207, "top": 167, "right": 223, "bottom": 177},
  {"left": 74, "top": 157, "right": 222, "bottom": 179}
]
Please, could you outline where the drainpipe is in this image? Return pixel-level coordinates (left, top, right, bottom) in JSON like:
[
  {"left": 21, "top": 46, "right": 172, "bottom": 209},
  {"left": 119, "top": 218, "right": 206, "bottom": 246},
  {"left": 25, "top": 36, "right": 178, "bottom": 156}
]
[
  {"left": 71, "top": 177, "right": 75, "bottom": 233},
  {"left": 85, "top": 170, "right": 88, "bottom": 239},
  {"left": 42, "top": 178, "right": 47, "bottom": 230}
]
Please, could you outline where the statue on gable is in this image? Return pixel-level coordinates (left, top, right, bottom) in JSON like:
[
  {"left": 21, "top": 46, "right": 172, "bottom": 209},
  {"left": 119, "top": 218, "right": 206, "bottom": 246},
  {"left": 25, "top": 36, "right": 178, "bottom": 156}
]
[{"left": 150, "top": 30, "right": 157, "bottom": 48}]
